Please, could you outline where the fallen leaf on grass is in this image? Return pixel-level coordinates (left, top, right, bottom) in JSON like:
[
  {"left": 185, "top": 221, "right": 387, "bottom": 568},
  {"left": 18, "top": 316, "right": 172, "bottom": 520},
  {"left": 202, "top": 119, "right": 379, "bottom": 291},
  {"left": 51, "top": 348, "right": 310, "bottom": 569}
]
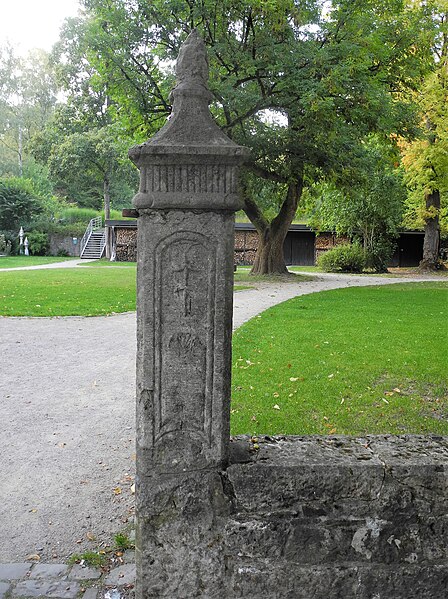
[{"left": 273, "top": 404, "right": 280, "bottom": 410}]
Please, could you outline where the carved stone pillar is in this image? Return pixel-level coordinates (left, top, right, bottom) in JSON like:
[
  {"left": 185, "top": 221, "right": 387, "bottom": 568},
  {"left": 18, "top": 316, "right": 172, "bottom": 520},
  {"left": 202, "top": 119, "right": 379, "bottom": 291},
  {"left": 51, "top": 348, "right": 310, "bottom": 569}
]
[{"left": 129, "top": 30, "right": 248, "bottom": 597}]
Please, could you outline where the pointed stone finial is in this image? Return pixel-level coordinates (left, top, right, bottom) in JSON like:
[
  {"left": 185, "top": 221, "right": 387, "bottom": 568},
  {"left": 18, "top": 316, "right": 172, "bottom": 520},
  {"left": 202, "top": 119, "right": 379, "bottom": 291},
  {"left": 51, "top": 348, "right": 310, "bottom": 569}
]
[
  {"left": 128, "top": 30, "right": 249, "bottom": 211},
  {"left": 175, "top": 29, "right": 209, "bottom": 89}
]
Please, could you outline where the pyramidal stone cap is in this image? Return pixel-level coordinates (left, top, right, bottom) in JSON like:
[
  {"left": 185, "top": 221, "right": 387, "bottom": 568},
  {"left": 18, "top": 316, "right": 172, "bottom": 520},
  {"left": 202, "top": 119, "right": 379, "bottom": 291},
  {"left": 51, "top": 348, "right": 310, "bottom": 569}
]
[{"left": 129, "top": 30, "right": 249, "bottom": 211}]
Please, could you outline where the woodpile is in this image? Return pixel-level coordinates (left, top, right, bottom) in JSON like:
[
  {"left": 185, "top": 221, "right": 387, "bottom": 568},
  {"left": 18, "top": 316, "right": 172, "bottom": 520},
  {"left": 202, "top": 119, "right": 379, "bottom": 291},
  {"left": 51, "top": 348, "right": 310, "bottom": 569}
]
[
  {"left": 234, "top": 230, "right": 259, "bottom": 265},
  {"left": 315, "top": 233, "right": 349, "bottom": 262},
  {"left": 116, "top": 228, "right": 137, "bottom": 262}
]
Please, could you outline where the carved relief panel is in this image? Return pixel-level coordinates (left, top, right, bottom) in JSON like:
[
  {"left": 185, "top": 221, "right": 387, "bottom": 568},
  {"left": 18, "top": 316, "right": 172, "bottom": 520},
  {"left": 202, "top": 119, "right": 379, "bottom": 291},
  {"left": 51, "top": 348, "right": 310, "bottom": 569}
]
[{"left": 153, "top": 231, "right": 216, "bottom": 451}]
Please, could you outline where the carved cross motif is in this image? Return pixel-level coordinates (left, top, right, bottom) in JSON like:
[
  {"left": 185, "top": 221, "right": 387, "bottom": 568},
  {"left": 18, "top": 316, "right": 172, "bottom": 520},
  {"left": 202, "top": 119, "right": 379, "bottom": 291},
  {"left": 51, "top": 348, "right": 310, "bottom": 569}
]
[{"left": 173, "top": 247, "right": 201, "bottom": 316}]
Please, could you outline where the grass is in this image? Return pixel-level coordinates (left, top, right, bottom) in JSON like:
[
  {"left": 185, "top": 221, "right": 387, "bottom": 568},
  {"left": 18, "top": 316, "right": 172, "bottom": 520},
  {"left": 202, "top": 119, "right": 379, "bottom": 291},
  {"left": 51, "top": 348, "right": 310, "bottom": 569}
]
[
  {"left": 80, "top": 259, "right": 137, "bottom": 268},
  {"left": 0, "top": 264, "right": 251, "bottom": 316},
  {"left": 231, "top": 282, "right": 448, "bottom": 436},
  {"left": 0, "top": 268, "right": 136, "bottom": 316},
  {"left": 0, "top": 256, "right": 76, "bottom": 269},
  {"left": 68, "top": 551, "right": 107, "bottom": 568}
]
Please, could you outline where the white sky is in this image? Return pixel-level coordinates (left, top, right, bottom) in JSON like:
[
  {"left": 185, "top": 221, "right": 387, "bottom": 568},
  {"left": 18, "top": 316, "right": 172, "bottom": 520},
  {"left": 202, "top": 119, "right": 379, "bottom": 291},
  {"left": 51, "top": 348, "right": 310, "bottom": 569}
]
[{"left": 0, "top": 0, "right": 81, "bottom": 56}]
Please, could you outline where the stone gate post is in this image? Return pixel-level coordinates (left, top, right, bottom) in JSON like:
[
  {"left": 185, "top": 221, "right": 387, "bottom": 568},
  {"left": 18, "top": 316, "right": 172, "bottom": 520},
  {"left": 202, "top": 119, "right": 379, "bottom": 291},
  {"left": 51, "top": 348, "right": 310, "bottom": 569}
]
[{"left": 129, "top": 31, "right": 248, "bottom": 597}]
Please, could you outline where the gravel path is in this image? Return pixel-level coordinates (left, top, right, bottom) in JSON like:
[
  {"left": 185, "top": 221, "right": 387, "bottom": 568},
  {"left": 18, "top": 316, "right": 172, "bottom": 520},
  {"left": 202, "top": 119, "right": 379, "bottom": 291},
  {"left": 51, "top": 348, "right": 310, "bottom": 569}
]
[
  {"left": 0, "top": 259, "right": 97, "bottom": 272},
  {"left": 0, "top": 269, "right": 442, "bottom": 561}
]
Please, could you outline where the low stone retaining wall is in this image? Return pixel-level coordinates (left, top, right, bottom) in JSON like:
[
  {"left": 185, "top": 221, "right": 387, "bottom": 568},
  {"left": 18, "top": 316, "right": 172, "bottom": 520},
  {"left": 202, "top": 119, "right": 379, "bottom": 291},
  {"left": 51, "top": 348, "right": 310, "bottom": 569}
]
[{"left": 142, "top": 434, "right": 447, "bottom": 598}]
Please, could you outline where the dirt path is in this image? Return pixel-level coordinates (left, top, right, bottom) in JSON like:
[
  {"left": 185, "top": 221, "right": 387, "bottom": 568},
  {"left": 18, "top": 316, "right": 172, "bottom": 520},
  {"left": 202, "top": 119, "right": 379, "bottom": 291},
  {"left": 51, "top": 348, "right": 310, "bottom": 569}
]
[{"left": 0, "top": 271, "right": 442, "bottom": 561}]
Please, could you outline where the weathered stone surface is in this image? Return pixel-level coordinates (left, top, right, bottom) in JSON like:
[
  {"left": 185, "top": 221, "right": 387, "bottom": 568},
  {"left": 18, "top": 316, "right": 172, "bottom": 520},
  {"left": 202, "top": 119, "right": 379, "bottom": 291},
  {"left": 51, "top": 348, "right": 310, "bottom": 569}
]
[
  {"left": 231, "top": 563, "right": 448, "bottom": 599},
  {"left": 135, "top": 210, "right": 236, "bottom": 475},
  {"left": 104, "top": 564, "right": 136, "bottom": 586},
  {"left": 13, "top": 579, "right": 80, "bottom": 598},
  {"left": 0, "top": 563, "right": 31, "bottom": 580},
  {"left": 136, "top": 470, "right": 232, "bottom": 598},
  {"left": 131, "top": 30, "right": 247, "bottom": 599},
  {"left": 68, "top": 564, "right": 102, "bottom": 580},
  {"left": 0, "top": 582, "right": 10, "bottom": 599},
  {"left": 30, "top": 564, "right": 68, "bottom": 579},
  {"left": 81, "top": 588, "right": 98, "bottom": 599}
]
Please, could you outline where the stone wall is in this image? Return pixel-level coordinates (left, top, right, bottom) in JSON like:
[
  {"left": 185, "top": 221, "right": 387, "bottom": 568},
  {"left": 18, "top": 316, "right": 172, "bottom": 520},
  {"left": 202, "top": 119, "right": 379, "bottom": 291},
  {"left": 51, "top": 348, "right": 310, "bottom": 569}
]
[
  {"left": 48, "top": 234, "right": 80, "bottom": 257},
  {"left": 149, "top": 434, "right": 447, "bottom": 598}
]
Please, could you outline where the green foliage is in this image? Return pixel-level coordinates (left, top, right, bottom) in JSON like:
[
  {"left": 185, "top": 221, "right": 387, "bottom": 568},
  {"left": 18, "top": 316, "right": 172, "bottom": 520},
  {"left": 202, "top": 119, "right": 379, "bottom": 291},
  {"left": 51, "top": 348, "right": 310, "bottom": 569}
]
[
  {"left": 401, "top": 5, "right": 448, "bottom": 236},
  {"left": 318, "top": 243, "right": 366, "bottom": 273},
  {"left": 0, "top": 177, "right": 44, "bottom": 231},
  {"left": 52, "top": 0, "right": 435, "bottom": 271},
  {"left": 56, "top": 249, "right": 70, "bottom": 257},
  {"left": 0, "top": 233, "right": 9, "bottom": 254},
  {"left": 68, "top": 551, "right": 107, "bottom": 567},
  {"left": 26, "top": 231, "right": 49, "bottom": 256},
  {"left": 308, "top": 142, "right": 405, "bottom": 272},
  {"left": 114, "top": 532, "right": 133, "bottom": 550}
]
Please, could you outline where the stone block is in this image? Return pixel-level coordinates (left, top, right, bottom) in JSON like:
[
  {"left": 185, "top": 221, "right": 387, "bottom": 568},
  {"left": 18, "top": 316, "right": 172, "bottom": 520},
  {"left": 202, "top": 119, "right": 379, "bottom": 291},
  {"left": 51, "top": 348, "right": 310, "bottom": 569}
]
[
  {"left": 0, "top": 563, "right": 31, "bottom": 580},
  {"left": 81, "top": 587, "right": 98, "bottom": 599},
  {"left": 231, "top": 562, "right": 448, "bottom": 599},
  {"left": 30, "top": 564, "right": 68, "bottom": 579},
  {"left": 13, "top": 579, "right": 80, "bottom": 598},
  {"left": 0, "top": 582, "right": 10, "bottom": 599},
  {"left": 104, "top": 565, "right": 135, "bottom": 586},
  {"left": 69, "top": 564, "right": 102, "bottom": 580}
]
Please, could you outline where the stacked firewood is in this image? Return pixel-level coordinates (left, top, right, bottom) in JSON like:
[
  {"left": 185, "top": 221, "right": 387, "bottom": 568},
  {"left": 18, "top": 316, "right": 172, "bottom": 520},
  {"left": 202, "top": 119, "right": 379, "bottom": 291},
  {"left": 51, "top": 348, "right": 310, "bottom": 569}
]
[
  {"left": 234, "top": 230, "right": 259, "bottom": 265},
  {"left": 116, "top": 228, "right": 137, "bottom": 262}
]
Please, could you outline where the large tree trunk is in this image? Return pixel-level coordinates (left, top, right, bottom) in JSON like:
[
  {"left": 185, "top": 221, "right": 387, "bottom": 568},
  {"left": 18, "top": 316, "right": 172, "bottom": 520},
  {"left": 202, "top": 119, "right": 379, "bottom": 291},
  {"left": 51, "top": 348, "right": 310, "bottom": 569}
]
[
  {"left": 252, "top": 226, "right": 289, "bottom": 274},
  {"left": 245, "top": 179, "right": 303, "bottom": 275},
  {"left": 104, "top": 177, "right": 112, "bottom": 259},
  {"left": 420, "top": 189, "right": 440, "bottom": 271}
]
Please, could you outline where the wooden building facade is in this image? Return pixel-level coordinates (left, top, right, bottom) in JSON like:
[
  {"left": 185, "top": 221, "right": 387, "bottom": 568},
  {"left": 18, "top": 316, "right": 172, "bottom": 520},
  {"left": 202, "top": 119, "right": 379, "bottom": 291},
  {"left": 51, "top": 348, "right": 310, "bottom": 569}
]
[{"left": 106, "top": 220, "right": 425, "bottom": 267}]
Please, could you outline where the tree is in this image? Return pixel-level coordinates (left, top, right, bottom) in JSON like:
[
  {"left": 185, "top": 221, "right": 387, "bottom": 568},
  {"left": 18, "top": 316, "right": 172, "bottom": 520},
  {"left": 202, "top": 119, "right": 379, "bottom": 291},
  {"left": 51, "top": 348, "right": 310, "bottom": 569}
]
[
  {"left": 307, "top": 143, "right": 406, "bottom": 272},
  {"left": 401, "top": 6, "right": 447, "bottom": 270},
  {"left": 0, "top": 47, "right": 57, "bottom": 177},
  {"left": 0, "top": 177, "right": 43, "bottom": 231},
  {"left": 47, "top": 125, "right": 132, "bottom": 256},
  {"left": 61, "top": 0, "right": 433, "bottom": 272}
]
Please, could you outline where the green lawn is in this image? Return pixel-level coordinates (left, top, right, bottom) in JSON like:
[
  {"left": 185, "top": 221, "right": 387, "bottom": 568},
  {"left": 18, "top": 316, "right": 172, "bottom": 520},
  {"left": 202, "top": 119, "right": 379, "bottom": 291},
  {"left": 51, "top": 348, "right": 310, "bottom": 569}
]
[
  {"left": 0, "top": 268, "right": 136, "bottom": 316},
  {"left": 231, "top": 282, "right": 448, "bottom": 436},
  {"left": 0, "top": 265, "right": 250, "bottom": 315},
  {"left": 80, "top": 259, "right": 137, "bottom": 267},
  {"left": 0, "top": 256, "right": 76, "bottom": 269}
]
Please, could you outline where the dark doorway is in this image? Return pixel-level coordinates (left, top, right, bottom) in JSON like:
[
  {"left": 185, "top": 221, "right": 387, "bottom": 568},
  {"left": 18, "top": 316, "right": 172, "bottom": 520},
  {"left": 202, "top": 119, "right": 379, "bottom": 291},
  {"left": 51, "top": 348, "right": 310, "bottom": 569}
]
[
  {"left": 284, "top": 231, "right": 316, "bottom": 265},
  {"left": 398, "top": 233, "right": 424, "bottom": 267}
]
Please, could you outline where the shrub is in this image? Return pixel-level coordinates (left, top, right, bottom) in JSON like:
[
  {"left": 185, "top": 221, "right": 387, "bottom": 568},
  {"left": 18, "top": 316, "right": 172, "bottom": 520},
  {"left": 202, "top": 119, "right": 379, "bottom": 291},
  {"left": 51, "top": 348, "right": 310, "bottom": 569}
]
[
  {"left": 0, "top": 178, "right": 44, "bottom": 230},
  {"left": 56, "top": 248, "right": 70, "bottom": 257},
  {"left": 0, "top": 234, "right": 7, "bottom": 254},
  {"left": 364, "top": 236, "right": 396, "bottom": 273},
  {"left": 318, "top": 243, "right": 366, "bottom": 273},
  {"left": 27, "top": 232, "right": 49, "bottom": 256},
  {"left": 0, "top": 230, "right": 18, "bottom": 255}
]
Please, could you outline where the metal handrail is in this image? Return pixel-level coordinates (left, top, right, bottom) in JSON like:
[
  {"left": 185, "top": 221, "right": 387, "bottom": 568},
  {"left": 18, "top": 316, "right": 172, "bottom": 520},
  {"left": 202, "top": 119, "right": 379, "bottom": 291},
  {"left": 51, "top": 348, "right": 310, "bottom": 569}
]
[{"left": 80, "top": 217, "right": 103, "bottom": 257}]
